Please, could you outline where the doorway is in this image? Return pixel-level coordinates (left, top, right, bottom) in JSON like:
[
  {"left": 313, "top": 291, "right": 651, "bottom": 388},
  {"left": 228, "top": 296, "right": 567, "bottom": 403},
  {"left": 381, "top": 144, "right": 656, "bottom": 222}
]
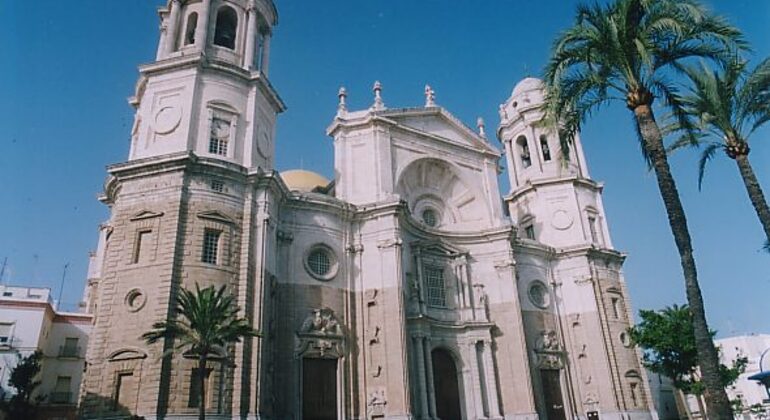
[
  {"left": 302, "top": 358, "right": 337, "bottom": 420},
  {"left": 541, "top": 369, "right": 567, "bottom": 420},
  {"left": 431, "top": 348, "right": 462, "bottom": 420}
]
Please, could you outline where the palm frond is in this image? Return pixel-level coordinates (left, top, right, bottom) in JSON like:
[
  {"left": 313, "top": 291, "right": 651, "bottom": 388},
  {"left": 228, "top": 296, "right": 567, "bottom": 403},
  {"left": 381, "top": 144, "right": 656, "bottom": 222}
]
[{"left": 697, "top": 142, "right": 722, "bottom": 189}]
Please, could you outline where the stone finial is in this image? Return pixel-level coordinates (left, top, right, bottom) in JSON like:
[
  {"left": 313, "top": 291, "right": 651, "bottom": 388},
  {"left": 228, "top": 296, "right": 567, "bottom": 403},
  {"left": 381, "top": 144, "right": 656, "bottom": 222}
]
[
  {"left": 337, "top": 86, "right": 347, "bottom": 116},
  {"left": 477, "top": 117, "right": 486, "bottom": 138},
  {"left": 372, "top": 81, "right": 385, "bottom": 111},
  {"left": 498, "top": 104, "right": 508, "bottom": 120},
  {"left": 424, "top": 84, "right": 436, "bottom": 107}
]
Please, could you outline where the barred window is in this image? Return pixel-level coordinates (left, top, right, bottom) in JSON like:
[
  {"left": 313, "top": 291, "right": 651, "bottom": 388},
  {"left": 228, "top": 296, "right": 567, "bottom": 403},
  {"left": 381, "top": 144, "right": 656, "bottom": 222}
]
[
  {"left": 210, "top": 179, "right": 224, "bottom": 192},
  {"left": 209, "top": 117, "right": 230, "bottom": 156},
  {"left": 424, "top": 266, "right": 446, "bottom": 307},
  {"left": 308, "top": 248, "right": 331, "bottom": 277},
  {"left": 202, "top": 229, "right": 221, "bottom": 264}
]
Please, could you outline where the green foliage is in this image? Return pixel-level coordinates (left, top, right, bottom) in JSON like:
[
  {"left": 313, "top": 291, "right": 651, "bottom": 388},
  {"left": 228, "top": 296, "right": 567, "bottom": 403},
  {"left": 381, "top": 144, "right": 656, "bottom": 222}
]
[
  {"left": 543, "top": 0, "right": 746, "bottom": 164},
  {"left": 629, "top": 305, "right": 748, "bottom": 394},
  {"left": 0, "top": 351, "right": 44, "bottom": 419}
]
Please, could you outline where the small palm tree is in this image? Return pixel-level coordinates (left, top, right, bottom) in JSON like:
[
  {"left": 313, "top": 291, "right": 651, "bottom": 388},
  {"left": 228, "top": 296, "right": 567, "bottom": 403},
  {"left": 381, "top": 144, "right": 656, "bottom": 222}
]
[
  {"left": 142, "top": 284, "right": 257, "bottom": 420},
  {"left": 673, "top": 57, "right": 770, "bottom": 247},
  {"left": 543, "top": 0, "right": 745, "bottom": 417}
]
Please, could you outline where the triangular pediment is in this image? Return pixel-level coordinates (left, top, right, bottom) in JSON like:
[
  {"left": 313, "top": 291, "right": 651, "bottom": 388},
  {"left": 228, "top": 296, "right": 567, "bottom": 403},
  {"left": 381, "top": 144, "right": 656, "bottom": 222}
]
[
  {"left": 197, "top": 210, "right": 234, "bottom": 224},
  {"left": 411, "top": 238, "right": 467, "bottom": 257},
  {"left": 129, "top": 210, "right": 164, "bottom": 221},
  {"left": 384, "top": 108, "right": 500, "bottom": 155}
]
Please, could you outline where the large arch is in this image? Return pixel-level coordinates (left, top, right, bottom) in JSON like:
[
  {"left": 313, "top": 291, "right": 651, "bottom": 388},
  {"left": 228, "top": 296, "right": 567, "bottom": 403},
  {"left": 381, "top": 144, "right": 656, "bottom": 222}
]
[{"left": 431, "top": 347, "right": 463, "bottom": 420}]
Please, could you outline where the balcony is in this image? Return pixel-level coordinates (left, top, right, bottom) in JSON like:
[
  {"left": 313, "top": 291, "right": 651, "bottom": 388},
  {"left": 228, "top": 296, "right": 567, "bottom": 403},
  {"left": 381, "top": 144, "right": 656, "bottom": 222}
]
[
  {"left": 58, "top": 346, "right": 81, "bottom": 358},
  {"left": 49, "top": 392, "right": 72, "bottom": 404}
]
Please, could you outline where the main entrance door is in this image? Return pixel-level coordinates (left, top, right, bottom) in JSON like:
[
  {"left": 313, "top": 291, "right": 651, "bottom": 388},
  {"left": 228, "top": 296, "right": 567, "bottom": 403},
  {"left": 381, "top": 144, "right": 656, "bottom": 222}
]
[
  {"left": 432, "top": 348, "right": 462, "bottom": 420},
  {"left": 541, "top": 369, "right": 567, "bottom": 420},
  {"left": 302, "top": 358, "right": 337, "bottom": 420}
]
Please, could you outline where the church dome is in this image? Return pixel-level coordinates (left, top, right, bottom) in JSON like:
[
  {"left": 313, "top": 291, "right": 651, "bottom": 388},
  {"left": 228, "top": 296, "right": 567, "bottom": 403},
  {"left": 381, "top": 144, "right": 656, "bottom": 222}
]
[
  {"left": 280, "top": 169, "right": 331, "bottom": 192},
  {"left": 511, "top": 77, "right": 544, "bottom": 97}
]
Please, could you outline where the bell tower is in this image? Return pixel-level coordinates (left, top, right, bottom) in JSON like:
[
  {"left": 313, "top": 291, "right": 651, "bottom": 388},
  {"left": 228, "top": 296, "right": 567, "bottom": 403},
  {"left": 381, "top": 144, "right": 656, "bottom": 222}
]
[
  {"left": 129, "top": 0, "right": 284, "bottom": 169},
  {"left": 498, "top": 78, "right": 612, "bottom": 249}
]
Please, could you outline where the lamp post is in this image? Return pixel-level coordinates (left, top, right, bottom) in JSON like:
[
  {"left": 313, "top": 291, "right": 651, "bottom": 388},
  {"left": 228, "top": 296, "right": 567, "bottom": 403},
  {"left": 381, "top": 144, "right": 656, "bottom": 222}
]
[{"left": 750, "top": 346, "right": 770, "bottom": 401}]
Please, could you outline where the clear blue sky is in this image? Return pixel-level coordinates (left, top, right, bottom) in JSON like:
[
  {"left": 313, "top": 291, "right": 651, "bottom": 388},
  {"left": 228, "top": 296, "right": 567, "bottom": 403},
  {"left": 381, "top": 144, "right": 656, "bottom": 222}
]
[{"left": 0, "top": 1, "right": 767, "bottom": 335}]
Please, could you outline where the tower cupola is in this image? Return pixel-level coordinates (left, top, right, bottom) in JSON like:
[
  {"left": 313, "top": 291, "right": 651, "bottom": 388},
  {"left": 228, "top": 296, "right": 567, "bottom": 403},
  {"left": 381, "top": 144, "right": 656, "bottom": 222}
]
[{"left": 155, "top": 0, "right": 277, "bottom": 74}]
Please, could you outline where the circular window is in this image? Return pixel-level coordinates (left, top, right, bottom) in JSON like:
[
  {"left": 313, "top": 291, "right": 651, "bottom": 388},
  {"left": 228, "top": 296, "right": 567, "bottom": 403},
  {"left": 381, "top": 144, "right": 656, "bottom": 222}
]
[
  {"left": 528, "top": 281, "right": 550, "bottom": 309},
  {"left": 304, "top": 245, "right": 338, "bottom": 281},
  {"left": 125, "top": 288, "right": 147, "bottom": 312},
  {"left": 422, "top": 208, "right": 438, "bottom": 227}
]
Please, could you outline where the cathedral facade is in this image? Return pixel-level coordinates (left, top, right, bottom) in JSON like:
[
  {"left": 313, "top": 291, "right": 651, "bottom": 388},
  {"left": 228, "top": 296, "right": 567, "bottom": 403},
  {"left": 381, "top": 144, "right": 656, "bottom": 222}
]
[{"left": 79, "top": 1, "right": 656, "bottom": 420}]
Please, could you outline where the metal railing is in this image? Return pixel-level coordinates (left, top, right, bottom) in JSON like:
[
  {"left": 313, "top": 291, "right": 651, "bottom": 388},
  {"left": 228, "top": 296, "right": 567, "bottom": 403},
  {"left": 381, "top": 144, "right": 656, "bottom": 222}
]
[{"left": 58, "top": 346, "right": 81, "bottom": 358}]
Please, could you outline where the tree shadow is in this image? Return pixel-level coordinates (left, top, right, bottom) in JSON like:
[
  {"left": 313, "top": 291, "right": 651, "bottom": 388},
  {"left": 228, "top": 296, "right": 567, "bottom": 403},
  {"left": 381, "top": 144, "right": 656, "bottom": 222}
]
[{"left": 78, "top": 392, "right": 145, "bottom": 420}]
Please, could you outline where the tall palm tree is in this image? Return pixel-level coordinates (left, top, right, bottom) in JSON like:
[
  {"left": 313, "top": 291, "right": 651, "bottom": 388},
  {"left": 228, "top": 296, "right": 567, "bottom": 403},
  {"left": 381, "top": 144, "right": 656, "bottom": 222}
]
[
  {"left": 142, "top": 284, "right": 257, "bottom": 420},
  {"left": 673, "top": 57, "right": 770, "bottom": 246},
  {"left": 543, "top": 0, "right": 745, "bottom": 417}
]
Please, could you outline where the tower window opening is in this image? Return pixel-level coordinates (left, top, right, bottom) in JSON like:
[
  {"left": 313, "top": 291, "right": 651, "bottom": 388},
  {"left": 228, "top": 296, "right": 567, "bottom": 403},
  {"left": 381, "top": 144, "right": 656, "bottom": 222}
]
[
  {"left": 588, "top": 216, "right": 599, "bottom": 243},
  {"left": 424, "top": 266, "right": 447, "bottom": 307},
  {"left": 202, "top": 229, "right": 221, "bottom": 264},
  {"left": 184, "top": 12, "right": 198, "bottom": 46},
  {"left": 611, "top": 297, "right": 621, "bottom": 318},
  {"left": 209, "top": 117, "right": 230, "bottom": 156},
  {"left": 540, "top": 135, "right": 552, "bottom": 161},
  {"left": 213, "top": 6, "right": 238, "bottom": 49},
  {"left": 524, "top": 224, "right": 536, "bottom": 240},
  {"left": 517, "top": 136, "right": 531, "bottom": 168}
]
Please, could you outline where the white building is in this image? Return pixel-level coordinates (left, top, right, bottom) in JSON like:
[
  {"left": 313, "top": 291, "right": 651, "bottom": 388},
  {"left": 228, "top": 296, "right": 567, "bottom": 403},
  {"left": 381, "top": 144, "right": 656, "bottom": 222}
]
[
  {"left": 719, "top": 335, "right": 770, "bottom": 419},
  {"left": 79, "top": 1, "right": 655, "bottom": 419},
  {"left": 0, "top": 285, "right": 92, "bottom": 420}
]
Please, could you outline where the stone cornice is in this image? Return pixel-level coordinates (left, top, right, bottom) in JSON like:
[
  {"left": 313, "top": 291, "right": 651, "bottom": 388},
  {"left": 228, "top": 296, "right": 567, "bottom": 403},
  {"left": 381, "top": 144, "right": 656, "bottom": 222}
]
[{"left": 505, "top": 176, "right": 603, "bottom": 202}]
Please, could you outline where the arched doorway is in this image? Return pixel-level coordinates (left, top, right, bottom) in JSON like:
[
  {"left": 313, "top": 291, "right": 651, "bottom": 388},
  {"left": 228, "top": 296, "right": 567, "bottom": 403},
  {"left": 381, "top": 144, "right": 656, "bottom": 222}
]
[{"left": 432, "top": 348, "right": 462, "bottom": 420}]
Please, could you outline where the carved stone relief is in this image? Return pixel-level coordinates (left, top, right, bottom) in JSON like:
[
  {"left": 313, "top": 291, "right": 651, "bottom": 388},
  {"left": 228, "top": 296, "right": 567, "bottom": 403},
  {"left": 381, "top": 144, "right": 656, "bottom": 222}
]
[
  {"left": 534, "top": 330, "right": 563, "bottom": 369},
  {"left": 296, "top": 308, "right": 344, "bottom": 358}
]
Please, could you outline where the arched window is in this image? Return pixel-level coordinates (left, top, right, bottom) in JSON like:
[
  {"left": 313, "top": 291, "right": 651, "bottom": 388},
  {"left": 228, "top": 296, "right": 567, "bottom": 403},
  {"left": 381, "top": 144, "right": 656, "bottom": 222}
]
[
  {"left": 540, "top": 135, "right": 552, "bottom": 161},
  {"left": 184, "top": 12, "right": 198, "bottom": 46},
  {"left": 516, "top": 136, "right": 531, "bottom": 168},
  {"left": 213, "top": 6, "right": 238, "bottom": 49}
]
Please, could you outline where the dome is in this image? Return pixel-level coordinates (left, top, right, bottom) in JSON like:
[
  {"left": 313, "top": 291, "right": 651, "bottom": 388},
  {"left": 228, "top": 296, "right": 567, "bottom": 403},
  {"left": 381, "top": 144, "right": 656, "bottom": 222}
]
[
  {"left": 280, "top": 169, "right": 331, "bottom": 192},
  {"left": 511, "top": 77, "right": 544, "bottom": 97}
]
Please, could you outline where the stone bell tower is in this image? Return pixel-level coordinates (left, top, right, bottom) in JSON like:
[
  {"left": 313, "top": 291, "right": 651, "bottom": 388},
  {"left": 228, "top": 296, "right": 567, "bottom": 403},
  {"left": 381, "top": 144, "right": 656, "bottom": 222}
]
[
  {"left": 80, "top": 1, "right": 284, "bottom": 419},
  {"left": 128, "top": 0, "right": 283, "bottom": 169}
]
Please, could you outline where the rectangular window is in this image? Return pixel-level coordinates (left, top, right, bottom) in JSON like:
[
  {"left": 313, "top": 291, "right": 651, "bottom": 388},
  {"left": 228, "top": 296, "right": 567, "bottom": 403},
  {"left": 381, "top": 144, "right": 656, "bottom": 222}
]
[
  {"left": 114, "top": 371, "right": 134, "bottom": 411},
  {"left": 611, "top": 297, "right": 620, "bottom": 319},
  {"left": 424, "top": 266, "right": 447, "bottom": 307},
  {"left": 51, "top": 376, "right": 72, "bottom": 404},
  {"left": 210, "top": 179, "right": 224, "bottom": 192},
  {"left": 188, "top": 368, "right": 211, "bottom": 408},
  {"left": 133, "top": 230, "right": 152, "bottom": 264},
  {"left": 2, "top": 292, "right": 11, "bottom": 297},
  {"left": 202, "top": 229, "right": 221, "bottom": 264},
  {"left": 209, "top": 117, "right": 230, "bottom": 156},
  {"left": 60, "top": 337, "right": 79, "bottom": 357},
  {"left": 588, "top": 216, "right": 599, "bottom": 243},
  {"left": 524, "top": 225, "right": 536, "bottom": 240},
  {"left": 0, "top": 323, "right": 12, "bottom": 345},
  {"left": 540, "top": 136, "right": 552, "bottom": 161}
]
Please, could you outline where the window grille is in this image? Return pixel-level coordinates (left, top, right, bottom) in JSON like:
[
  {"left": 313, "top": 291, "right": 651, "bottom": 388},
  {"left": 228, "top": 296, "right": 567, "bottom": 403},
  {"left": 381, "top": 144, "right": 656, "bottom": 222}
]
[
  {"left": 308, "top": 249, "right": 331, "bottom": 276},
  {"left": 202, "top": 229, "right": 221, "bottom": 264},
  {"left": 210, "top": 179, "right": 224, "bottom": 192},
  {"left": 424, "top": 266, "right": 446, "bottom": 307}
]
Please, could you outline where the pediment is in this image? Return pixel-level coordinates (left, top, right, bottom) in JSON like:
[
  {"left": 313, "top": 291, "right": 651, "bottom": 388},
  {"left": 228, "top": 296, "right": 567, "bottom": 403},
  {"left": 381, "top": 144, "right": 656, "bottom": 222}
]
[
  {"left": 386, "top": 109, "right": 499, "bottom": 155},
  {"left": 107, "top": 347, "right": 148, "bottom": 362},
  {"left": 130, "top": 210, "right": 164, "bottom": 221},
  {"left": 410, "top": 239, "right": 467, "bottom": 257},
  {"left": 196, "top": 210, "right": 234, "bottom": 224}
]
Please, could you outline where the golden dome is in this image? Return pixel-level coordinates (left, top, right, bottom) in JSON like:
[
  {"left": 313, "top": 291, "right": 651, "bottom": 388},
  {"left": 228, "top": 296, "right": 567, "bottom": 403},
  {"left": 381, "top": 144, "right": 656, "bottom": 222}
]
[{"left": 280, "top": 169, "right": 331, "bottom": 192}]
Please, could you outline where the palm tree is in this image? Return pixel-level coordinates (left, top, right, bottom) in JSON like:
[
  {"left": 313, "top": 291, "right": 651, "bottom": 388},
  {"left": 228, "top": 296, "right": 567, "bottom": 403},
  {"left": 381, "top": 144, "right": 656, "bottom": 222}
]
[
  {"left": 142, "top": 284, "right": 257, "bottom": 420},
  {"left": 543, "top": 0, "right": 745, "bottom": 418},
  {"left": 673, "top": 57, "right": 770, "bottom": 247}
]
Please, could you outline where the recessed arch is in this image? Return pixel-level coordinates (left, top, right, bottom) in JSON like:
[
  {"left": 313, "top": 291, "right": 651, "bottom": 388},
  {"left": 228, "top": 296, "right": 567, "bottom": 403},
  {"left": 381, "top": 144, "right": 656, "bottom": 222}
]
[
  {"left": 213, "top": 6, "right": 238, "bottom": 49},
  {"left": 516, "top": 135, "right": 532, "bottom": 168}
]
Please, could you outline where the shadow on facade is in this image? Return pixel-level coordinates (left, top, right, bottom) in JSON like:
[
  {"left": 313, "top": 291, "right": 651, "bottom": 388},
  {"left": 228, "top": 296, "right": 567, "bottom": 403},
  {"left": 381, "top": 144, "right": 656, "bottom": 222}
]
[{"left": 78, "top": 392, "right": 144, "bottom": 420}]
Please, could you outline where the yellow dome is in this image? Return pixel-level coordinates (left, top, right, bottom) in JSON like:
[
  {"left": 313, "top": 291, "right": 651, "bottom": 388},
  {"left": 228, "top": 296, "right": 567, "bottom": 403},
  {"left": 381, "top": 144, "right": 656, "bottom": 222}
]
[{"left": 280, "top": 169, "right": 331, "bottom": 192}]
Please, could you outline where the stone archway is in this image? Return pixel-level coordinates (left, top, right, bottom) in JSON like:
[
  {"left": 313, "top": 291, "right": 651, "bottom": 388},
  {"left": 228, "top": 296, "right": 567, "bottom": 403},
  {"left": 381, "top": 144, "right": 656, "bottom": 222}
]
[{"left": 431, "top": 348, "right": 462, "bottom": 420}]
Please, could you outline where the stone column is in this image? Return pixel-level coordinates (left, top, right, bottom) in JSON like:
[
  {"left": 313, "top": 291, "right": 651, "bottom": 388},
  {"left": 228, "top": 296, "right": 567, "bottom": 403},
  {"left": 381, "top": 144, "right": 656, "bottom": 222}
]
[
  {"left": 163, "top": 0, "right": 182, "bottom": 56},
  {"left": 195, "top": 0, "right": 212, "bottom": 51},
  {"left": 423, "top": 338, "right": 437, "bottom": 418},
  {"left": 468, "top": 342, "right": 486, "bottom": 419},
  {"left": 412, "top": 335, "right": 429, "bottom": 419},
  {"left": 260, "top": 31, "right": 272, "bottom": 75},
  {"left": 156, "top": 22, "right": 168, "bottom": 60},
  {"left": 481, "top": 340, "right": 503, "bottom": 418},
  {"left": 243, "top": 1, "right": 258, "bottom": 70}
]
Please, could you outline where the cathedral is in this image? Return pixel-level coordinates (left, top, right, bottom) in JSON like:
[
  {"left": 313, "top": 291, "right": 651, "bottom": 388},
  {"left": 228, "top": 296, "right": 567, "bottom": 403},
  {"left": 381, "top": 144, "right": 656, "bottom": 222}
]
[{"left": 79, "top": 1, "right": 656, "bottom": 419}]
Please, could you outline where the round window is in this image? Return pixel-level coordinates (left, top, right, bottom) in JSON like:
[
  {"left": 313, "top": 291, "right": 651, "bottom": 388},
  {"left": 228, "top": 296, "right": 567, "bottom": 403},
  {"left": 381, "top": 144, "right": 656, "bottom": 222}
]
[
  {"left": 125, "top": 288, "right": 147, "bottom": 312},
  {"left": 422, "top": 208, "right": 438, "bottom": 227},
  {"left": 528, "top": 281, "right": 550, "bottom": 309},
  {"left": 304, "top": 245, "right": 338, "bottom": 281}
]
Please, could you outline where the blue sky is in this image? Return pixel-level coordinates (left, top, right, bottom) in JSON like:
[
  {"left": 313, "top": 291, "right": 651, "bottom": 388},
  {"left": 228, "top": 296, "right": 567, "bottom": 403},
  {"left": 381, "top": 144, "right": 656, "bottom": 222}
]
[{"left": 0, "top": 1, "right": 768, "bottom": 336}]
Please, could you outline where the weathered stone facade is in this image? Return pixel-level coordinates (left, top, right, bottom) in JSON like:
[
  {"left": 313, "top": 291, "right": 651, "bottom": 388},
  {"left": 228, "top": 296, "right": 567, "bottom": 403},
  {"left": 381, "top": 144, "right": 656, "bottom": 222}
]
[{"left": 79, "top": 1, "right": 656, "bottom": 420}]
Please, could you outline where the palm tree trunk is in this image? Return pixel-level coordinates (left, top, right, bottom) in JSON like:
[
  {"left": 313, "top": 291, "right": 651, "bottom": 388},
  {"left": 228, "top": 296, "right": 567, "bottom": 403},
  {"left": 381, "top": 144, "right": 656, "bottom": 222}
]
[
  {"left": 734, "top": 154, "right": 770, "bottom": 245},
  {"left": 632, "top": 103, "right": 733, "bottom": 420},
  {"left": 199, "top": 356, "right": 207, "bottom": 420}
]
